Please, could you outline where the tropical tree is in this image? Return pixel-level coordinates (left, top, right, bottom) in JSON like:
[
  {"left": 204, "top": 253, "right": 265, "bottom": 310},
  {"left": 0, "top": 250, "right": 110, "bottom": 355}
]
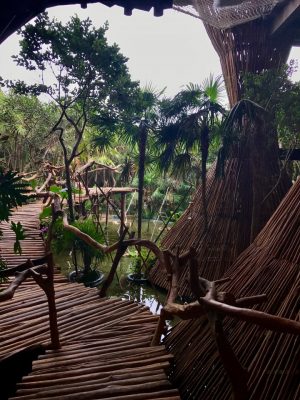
[
  {"left": 92, "top": 84, "right": 165, "bottom": 239},
  {"left": 157, "top": 75, "right": 226, "bottom": 229},
  {"left": 243, "top": 63, "right": 300, "bottom": 148},
  {"left": 6, "top": 13, "right": 139, "bottom": 221},
  {"left": 0, "top": 91, "right": 59, "bottom": 172}
]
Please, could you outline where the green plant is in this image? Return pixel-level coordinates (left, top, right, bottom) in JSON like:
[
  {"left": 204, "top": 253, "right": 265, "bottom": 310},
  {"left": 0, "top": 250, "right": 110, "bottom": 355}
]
[
  {"left": 11, "top": 221, "right": 26, "bottom": 255},
  {"left": 52, "top": 217, "right": 105, "bottom": 275},
  {"left": 128, "top": 247, "right": 156, "bottom": 278},
  {"left": 0, "top": 168, "right": 29, "bottom": 273},
  {"left": 0, "top": 257, "right": 8, "bottom": 284},
  {"left": 0, "top": 168, "right": 29, "bottom": 221}
]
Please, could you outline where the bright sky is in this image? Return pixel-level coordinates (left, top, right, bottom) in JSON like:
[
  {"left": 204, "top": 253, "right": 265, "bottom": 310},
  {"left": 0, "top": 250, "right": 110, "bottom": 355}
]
[{"left": 0, "top": 3, "right": 300, "bottom": 100}]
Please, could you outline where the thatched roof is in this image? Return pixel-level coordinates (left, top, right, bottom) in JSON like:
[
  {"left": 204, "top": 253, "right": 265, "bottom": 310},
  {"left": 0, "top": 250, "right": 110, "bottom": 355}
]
[
  {"left": 149, "top": 130, "right": 291, "bottom": 296},
  {"left": 173, "top": 0, "right": 285, "bottom": 29},
  {"left": 174, "top": 0, "right": 300, "bottom": 48},
  {"left": 149, "top": 5, "right": 293, "bottom": 295},
  {"left": 164, "top": 176, "right": 300, "bottom": 399}
]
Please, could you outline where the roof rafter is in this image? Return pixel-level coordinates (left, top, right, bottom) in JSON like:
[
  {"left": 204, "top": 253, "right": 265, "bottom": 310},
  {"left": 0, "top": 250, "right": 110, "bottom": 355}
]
[{"left": 271, "top": 0, "right": 300, "bottom": 36}]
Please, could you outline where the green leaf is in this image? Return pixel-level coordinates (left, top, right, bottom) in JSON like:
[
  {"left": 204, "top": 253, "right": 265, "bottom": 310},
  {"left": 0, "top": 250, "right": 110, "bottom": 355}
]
[
  {"left": 29, "top": 179, "right": 38, "bottom": 191},
  {"left": 11, "top": 221, "right": 26, "bottom": 255},
  {"left": 0, "top": 168, "right": 29, "bottom": 222},
  {"left": 39, "top": 206, "right": 52, "bottom": 220},
  {"left": 49, "top": 185, "right": 61, "bottom": 193},
  {"left": 0, "top": 256, "right": 8, "bottom": 284}
]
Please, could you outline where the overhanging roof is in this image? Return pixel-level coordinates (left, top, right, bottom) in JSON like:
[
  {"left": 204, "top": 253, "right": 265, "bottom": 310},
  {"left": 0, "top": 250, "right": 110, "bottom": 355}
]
[
  {"left": 271, "top": 0, "right": 300, "bottom": 46},
  {"left": 0, "top": 0, "right": 173, "bottom": 44}
]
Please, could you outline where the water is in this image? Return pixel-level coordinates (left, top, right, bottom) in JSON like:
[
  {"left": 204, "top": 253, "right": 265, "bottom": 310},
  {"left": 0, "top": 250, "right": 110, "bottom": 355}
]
[{"left": 54, "top": 219, "right": 169, "bottom": 315}]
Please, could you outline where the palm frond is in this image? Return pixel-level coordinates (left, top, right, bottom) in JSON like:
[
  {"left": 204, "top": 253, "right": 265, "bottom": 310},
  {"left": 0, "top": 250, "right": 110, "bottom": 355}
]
[
  {"left": 171, "top": 153, "right": 192, "bottom": 178},
  {"left": 156, "top": 123, "right": 182, "bottom": 145},
  {"left": 202, "top": 73, "right": 225, "bottom": 103},
  {"left": 158, "top": 144, "right": 176, "bottom": 173},
  {"left": 91, "top": 131, "right": 114, "bottom": 153},
  {"left": 216, "top": 99, "right": 268, "bottom": 177},
  {"left": 0, "top": 169, "right": 30, "bottom": 221}
]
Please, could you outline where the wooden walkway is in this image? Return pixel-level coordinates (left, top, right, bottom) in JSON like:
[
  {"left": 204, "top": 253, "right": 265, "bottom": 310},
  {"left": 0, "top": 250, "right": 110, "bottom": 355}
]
[
  {"left": 0, "top": 202, "right": 45, "bottom": 267},
  {"left": 0, "top": 203, "right": 180, "bottom": 400}
]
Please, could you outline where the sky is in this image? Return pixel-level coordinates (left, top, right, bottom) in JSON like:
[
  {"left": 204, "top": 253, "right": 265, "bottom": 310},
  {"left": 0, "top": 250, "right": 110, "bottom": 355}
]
[{"left": 0, "top": 3, "right": 300, "bottom": 100}]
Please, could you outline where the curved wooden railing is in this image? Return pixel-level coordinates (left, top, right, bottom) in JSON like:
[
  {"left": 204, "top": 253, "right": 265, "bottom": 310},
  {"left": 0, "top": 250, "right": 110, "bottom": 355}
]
[{"left": 0, "top": 253, "right": 60, "bottom": 350}]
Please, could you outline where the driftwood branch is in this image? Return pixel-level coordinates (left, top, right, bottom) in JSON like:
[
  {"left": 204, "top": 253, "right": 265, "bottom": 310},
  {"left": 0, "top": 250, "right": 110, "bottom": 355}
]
[
  {"left": 0, "top": 264, "right": 46, "bottom": 302},
  {"left": 21, "top": 173, "right": 42, "bottom": 182},
  {"left": 62, "top": 212, "right": 166, "bottom": 267},
  {"left": 98, "top": 229, "right": 133, "bottom": 298},
  {"left": 36, "top": 173, "right": 53, "bottom": 193},
  {"left": 76, "top": 161, "right": 121, "bottom": 175},
  {"left": 154, "top": 246, "right": 300, "bottom": 397},
  {"left": 188, "top": 255, "right": 300, "bottom": 335},
  {"left": 0, "top": 254, "right": 60, "bottom": 349}
]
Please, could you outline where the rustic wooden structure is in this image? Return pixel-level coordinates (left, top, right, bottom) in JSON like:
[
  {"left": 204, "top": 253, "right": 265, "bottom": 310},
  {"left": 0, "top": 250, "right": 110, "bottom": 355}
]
[
  {"left": 0, "top": 1, "right": 173, "bottom": 44},
  {"left": 0, "top": 203, "right": 180, "bottom": 399},
  {"left": 163, "top": 177, "right": 300, "bottom": 399},
  {"left": 174, "top": 1, "right": 300, "bottom": 50},
  {"left": 73, "top": 186, "right": 137, "bottom": 234},
  {"left": 150, "top": 1, "right": 294, "bottom": 295},
  {"left": 0, "top": 202, "right": 45, "bottom": 266},
  {"left": 150, "top": 149, "right": 290, "bottom": 296}
]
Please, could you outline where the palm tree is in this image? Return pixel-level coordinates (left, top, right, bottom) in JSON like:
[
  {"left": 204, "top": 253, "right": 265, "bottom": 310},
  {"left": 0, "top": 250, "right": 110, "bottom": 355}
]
[
  {"left": 157, "top": 75, "right": 226, "bottom": 229},
  {"left": 91, "top": 84, "right": 165, "bottom": 240},
  {"left": 133, "top": 85, "right": 165, "bottom": 240}
]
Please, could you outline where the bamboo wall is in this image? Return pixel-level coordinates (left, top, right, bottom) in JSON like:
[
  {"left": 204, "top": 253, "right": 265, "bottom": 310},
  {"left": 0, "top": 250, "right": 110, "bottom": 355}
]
[
  {"left": 149, "top": 17, "right": 293, "bottom": 295},
  {"left": 150, "top": 128, "right": 290, "bottom": 296},
  {"left": 164, "top": 176, "right": 300, "bottom": 399},
  {"left": 205, "top": 19, "right": 293, "bottom": 106}
]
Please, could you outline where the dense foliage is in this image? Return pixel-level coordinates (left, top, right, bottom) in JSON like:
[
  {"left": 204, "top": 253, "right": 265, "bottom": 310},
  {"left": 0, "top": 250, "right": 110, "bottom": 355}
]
[
  {"left": 243, "top": 63, "right": 300, "bottom": 148},
  {"left": 1, "top": 14, "right": 299, "bottom": 245}
]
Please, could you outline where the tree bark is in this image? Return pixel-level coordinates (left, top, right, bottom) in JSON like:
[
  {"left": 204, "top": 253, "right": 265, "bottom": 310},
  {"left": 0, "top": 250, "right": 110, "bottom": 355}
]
[
  {"left": 64, "top": 158, "right": 75, "bottom": 222},
  {"left": 137, "top": 121, "right": 148, "bottom": 240}
]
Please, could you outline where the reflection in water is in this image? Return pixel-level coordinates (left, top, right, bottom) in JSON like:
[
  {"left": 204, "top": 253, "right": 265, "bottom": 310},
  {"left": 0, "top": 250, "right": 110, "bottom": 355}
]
[
  {"left": 55, "top": 219, "right": 168, "bottom": 316},
  {"left": 113, "top": 280, "right": 165, "bottom": 315}
]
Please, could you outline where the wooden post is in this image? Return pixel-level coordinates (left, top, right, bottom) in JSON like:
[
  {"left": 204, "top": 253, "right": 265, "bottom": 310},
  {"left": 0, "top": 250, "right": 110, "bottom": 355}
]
[
  {"left": 120, "top": 193, "right": 126, "bottom": 236},
  {"left": 105, "top": 195, "right": 110, "bottom": 229},
  {"left": 45, "top": 253, "right": 60, "bottom": 349}
]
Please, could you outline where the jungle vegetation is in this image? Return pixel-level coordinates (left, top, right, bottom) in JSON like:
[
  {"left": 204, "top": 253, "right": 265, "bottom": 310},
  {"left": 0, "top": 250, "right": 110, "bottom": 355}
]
[{"left": 0, "top": 13, "right": 299, "bottom": 259}]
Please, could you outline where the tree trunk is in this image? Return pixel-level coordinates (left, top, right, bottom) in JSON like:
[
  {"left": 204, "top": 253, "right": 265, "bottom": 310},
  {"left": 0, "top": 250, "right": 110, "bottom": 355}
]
[
  {"left": 137, "top": 121, "right": 148, "bottom": 240},
  {"left": 200, "top": 125, "right": 209, "bottom": 231},
  {"left": 64, "top": 157, "right": 75, "bottom": 222},
  {"left": 83, "top": 249, "right": 92, "bottom": 275}
]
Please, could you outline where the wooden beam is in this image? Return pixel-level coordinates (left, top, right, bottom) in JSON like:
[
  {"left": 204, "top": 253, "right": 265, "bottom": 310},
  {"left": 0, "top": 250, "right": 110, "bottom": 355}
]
[
  {"left": 120, "top": 193, "right": 126, "bottom": 236},
  {"left": 272, "top": 0, "right": 300, "bottom": 36}
]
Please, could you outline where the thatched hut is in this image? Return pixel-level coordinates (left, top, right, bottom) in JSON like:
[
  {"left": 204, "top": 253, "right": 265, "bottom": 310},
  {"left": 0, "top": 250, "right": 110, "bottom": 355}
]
[
  {"left": 164, "top": 175, "right": 300, "bottom": 399},
  {"left": 149, "top": 0, "right": 295, "bottom": 295}
]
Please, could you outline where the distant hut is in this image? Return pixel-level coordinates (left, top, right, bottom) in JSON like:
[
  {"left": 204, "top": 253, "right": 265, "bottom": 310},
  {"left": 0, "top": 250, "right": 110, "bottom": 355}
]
[
  {"left": 164, "top": 175, "right": 300, "bottom": 399},
  {"left": 149, "top": 0, "right": 295, "bottom": 295}
]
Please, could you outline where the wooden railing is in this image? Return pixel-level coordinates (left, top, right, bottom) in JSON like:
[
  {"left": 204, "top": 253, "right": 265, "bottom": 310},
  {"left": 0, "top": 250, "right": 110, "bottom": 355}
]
[
  {"left": 0, "top": 253, "right": 60, "bottom": 350},
  {"left": 151, "top": 246, "right": 300, "bottom": 400}
]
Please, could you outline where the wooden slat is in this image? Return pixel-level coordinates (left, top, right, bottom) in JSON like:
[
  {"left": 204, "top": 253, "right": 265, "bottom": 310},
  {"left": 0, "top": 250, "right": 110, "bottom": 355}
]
[{"left": 0, "top": 202, "right": 180, "bottom": 400}]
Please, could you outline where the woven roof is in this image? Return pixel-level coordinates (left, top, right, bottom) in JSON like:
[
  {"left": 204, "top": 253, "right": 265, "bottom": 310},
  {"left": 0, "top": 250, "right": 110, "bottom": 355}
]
[
  {"left": 149, "top": 115, "right": 291, "bottom": 296},
  {"left": 173, "top": 0, "right": 286, "bottom": 29},
  {"left": 164, "top": 176, "right": 300, "bottom": 399}
]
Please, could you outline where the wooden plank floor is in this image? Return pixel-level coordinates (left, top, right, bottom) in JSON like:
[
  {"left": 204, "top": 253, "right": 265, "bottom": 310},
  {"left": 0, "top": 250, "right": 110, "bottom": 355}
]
[
  {"left": 0, "top": 203, "right": 180, "bottom": 400},
  {"left": 0, "top": 202, "right": 45, "bottom": 267}
]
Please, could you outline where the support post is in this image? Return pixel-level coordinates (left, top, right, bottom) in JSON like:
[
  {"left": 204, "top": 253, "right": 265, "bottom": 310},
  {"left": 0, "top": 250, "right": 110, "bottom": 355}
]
[
  {"left": 120, "top": 193, "right": 126, "bottom": 236},
  {"left": 45, "top": 253, "right": 60, "bottom": 349},
  {"left": 105, "top": 195, "right": 110, "bottom": 229}
]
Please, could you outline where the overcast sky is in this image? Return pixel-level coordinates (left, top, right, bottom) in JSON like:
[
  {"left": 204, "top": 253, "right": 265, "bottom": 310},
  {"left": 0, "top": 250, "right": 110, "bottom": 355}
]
[{"left": 0, "top": 3, "right": 300, "bottom": 100}]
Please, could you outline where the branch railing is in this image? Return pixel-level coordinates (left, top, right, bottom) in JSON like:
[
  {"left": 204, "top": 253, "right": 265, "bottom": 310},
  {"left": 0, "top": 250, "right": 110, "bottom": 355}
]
[
  {"left": 41, "top": 193, "right": 300, "bottom": 400},
  {"left": 0, "top": 253, "right": 60, "bottom": 350},
  {"left": 151, "top": 246, "right": 300, "bottom": 400}
]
